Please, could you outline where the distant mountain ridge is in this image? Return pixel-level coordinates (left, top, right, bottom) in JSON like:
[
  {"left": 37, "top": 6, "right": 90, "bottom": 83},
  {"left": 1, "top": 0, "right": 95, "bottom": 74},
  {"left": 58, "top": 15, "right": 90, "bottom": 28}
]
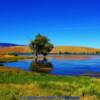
[{"left": 0, "top": 43, "right": 24, "bottom": 47}]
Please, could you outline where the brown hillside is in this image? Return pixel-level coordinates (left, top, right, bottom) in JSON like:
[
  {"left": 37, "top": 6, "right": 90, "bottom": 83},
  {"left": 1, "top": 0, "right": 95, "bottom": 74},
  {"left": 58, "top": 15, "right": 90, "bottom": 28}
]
[
  {"left": 0, "top": 46, "right": 32, "bottom": 54},
  {"left": 0, "top": 46, "right": 100, "bottom": 54},
  {"left": 51, "top": 46, "right": 100, "bottom": 54}
]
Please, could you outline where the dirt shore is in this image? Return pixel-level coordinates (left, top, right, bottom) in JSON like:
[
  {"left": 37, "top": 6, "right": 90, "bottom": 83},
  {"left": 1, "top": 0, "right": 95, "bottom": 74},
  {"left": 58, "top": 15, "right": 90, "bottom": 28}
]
[{"left": 0, "top": 66, "right": 23, "bottom": 72}]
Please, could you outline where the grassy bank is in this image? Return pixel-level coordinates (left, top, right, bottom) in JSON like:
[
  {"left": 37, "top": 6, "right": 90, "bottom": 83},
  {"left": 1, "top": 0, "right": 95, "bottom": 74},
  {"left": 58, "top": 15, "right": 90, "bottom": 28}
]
[
  {"left": 0, "top": 71, "right": 100, "bottom": 100},
  {"left": 0, "top": 66, "right": 23, "bottom": 72},
  {"left": 0, "top": 56, "right": 34, "bottom": 62}
]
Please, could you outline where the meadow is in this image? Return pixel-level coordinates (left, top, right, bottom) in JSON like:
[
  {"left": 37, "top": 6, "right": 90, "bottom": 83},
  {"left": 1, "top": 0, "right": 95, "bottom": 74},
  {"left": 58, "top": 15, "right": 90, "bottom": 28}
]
[{"left": 0, "top": 70, "right": 100, "bottom": 100}]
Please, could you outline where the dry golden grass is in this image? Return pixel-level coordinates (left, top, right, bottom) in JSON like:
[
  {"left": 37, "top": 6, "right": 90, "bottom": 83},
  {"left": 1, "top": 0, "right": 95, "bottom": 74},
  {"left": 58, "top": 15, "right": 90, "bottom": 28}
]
[
  {"left": 0, "top": 46, "right": 32, "bottom": 54},
  {"left": 0, "top": 46, "right": 100, "bottom": 54},
  {"left": 51, "top": 46, "right": 100, "bottom": 54},
  {"left": 0, "top": 66, "right": 23, "bottom": 73},
  {"left": 0, "top": 83, "right": 98, "bottom": 100}
]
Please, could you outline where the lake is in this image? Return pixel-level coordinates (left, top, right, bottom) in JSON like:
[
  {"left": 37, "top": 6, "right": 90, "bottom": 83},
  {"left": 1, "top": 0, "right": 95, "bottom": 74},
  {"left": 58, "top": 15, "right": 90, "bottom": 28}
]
[{"left": 2, "top": 55, "right": 100, "bottom": 76}]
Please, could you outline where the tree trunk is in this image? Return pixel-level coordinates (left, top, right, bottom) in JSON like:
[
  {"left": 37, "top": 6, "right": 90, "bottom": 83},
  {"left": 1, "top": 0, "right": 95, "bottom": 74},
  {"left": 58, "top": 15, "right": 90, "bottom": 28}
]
[
  {"left": 35, "top": 57, "right": 38, "bottom": 63},
  {"left": 43, "top": 54, "right": 47, "bottom": 61},
  {"left": 35, "top": 52, "right": 38, "bottom": 59},
  {"left": 34, "top": 48, "right": 38, "bottom": 61}
]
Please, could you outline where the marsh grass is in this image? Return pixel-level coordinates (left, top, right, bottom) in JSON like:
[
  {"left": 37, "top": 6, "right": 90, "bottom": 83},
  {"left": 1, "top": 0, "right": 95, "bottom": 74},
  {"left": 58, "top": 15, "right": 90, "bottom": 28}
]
[{"left": 0, "top": 71, "right": 100, "bottom": 100}]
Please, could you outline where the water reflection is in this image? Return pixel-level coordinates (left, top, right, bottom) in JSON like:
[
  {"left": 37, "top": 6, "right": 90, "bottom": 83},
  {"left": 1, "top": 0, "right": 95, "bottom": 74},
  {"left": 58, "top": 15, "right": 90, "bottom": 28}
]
[
  {"left": 30, "top": 58, "right": 53, "bottom": 73},
  {"left": 0, "top": 63, "right": 3, "bottom": 66}
]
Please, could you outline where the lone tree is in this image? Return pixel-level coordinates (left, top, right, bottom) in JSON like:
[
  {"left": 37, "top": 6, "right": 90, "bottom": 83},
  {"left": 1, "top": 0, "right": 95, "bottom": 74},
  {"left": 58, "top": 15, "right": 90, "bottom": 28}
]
[{"left": 30, "top": 34, "right": 54, "bottom": 59}]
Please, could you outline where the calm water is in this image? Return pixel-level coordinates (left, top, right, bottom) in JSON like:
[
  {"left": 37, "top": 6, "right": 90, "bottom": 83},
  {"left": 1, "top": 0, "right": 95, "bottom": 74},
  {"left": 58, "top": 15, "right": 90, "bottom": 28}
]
[{"left": 2, "top": 55, "right": 100, "bottom": 76}]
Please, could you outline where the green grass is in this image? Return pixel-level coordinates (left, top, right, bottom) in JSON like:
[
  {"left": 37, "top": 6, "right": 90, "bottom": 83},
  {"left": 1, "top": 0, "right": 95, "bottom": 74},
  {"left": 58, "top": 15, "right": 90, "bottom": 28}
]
[
  {"left": 0, "top": 71, "right": 100, "bottom": 100},
  {"left": 0, "top": 56, "right": 34, "bottom": 62}
]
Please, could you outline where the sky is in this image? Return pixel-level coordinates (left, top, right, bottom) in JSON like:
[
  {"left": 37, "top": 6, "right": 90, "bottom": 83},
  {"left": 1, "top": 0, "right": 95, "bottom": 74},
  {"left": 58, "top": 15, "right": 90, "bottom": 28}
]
[{"left": 0, "top": 0, "right": 100, "bottom": 48}]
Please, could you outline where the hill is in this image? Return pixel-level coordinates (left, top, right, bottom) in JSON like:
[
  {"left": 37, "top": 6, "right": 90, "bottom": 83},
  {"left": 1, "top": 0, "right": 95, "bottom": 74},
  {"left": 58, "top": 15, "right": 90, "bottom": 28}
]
[
  {"left": 0, "top": 45, "right": 100, "bottom": 54},
  {"left": 0, "top": 46, "right": 32, "bottom": 54},
  {"left": 51, "top": 46, "right": 100, "bottom": 54},
  {"left": 0, "top": 43, "right": 22, "bottom": 47}
]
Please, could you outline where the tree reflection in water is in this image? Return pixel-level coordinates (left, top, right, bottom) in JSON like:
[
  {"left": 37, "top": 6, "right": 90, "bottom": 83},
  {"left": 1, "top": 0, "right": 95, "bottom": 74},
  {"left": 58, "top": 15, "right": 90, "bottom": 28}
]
[{"left": 30, "top": 58, "right": 53, "bottom": 73}]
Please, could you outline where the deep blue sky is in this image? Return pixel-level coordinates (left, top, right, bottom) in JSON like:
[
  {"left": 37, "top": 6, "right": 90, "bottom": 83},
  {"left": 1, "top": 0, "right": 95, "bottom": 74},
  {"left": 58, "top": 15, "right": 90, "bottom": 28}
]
[{"left": 0, "top": 0, "right": 100, "bottom": 48}]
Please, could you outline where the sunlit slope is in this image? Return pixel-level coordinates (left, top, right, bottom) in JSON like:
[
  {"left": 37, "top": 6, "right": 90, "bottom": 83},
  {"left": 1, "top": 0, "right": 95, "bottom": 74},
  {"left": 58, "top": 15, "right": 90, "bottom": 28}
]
[
  {"left": 0, "top": 46, "right": 32, "bottom": 53},
  {"left": 51, "top": 46, "right": 100, "bottom": 54},
  {"left": 0, "top": 46, "right": 100, "bottom": 54}
]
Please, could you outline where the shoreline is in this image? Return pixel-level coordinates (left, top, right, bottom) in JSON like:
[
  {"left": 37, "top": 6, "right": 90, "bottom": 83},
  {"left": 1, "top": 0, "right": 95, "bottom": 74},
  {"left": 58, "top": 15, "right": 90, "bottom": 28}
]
[
  {"left": 0, "top": 66, "right": 100, "bottom": 78},
  {"left": 0, "top": 66, "right": 23, "bottom": 73},
  {"left": 47, "top": 55, "right": 100, "bottom": 60}
]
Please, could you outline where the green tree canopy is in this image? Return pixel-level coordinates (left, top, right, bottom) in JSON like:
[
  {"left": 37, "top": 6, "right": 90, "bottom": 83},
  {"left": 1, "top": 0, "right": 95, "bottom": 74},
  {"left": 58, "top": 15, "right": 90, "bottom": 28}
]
[{"left": 30, "top": 34, "right": 54, "bottom": 58}]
